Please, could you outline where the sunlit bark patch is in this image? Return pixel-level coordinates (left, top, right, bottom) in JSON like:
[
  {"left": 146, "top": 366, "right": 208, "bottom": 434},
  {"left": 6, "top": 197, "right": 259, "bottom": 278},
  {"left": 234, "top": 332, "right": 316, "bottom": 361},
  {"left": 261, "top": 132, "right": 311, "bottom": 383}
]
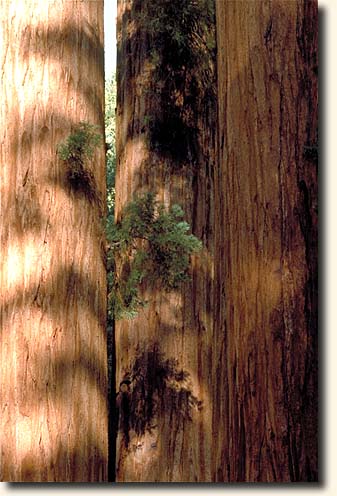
[
  {"left": 0, "top": 0, "right": 107, "bottom": 482},
  {"left": 115, "top": 0, "right": 216, "bottom": 481}
]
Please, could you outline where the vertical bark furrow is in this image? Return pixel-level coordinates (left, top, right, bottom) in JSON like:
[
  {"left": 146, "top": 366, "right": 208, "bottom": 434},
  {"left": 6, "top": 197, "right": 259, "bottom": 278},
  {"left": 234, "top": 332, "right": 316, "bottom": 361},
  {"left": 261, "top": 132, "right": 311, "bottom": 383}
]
[
  {"left": 115, "top": 0, "right": 216, "bottom": 482},
  {"left": 215, "top": 0, "right": 318, "bottom": 482},
  {"left": 0, "top": 1, "right": 107, "bottom": 482}
]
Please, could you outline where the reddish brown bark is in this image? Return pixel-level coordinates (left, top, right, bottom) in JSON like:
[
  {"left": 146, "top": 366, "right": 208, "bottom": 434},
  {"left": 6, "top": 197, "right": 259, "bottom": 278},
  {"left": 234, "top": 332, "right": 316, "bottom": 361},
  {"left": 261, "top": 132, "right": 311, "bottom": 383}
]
[
  {"left": 214, "top": 0, "right": 318, "bottom": 481},
  {"left": 0, "top": 0, "right": 107, "bottom": 482},
  {"left": 115, "top": 0, "right": 217, "bottom": 481}
]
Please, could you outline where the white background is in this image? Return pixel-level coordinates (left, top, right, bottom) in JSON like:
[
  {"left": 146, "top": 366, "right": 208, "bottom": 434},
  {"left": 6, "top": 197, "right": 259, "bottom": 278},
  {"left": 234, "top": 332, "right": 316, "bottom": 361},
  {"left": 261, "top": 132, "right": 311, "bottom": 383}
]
[{"left": 0, "top": 0, "right": 335, "bottom": 493}]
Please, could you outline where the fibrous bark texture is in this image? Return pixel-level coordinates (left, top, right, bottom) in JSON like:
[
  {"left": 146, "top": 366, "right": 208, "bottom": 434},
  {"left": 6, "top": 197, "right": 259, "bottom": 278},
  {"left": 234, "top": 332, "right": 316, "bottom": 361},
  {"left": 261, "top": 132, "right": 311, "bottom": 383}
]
[
  {"left": 115, "top": 0, "right": 217, "bottom": 481},
  {"left": 0, "top": 0, "right": 107, "bottom": 482},
  {"left": 214, "top": 0, "right": 318, "bottom": 481}
]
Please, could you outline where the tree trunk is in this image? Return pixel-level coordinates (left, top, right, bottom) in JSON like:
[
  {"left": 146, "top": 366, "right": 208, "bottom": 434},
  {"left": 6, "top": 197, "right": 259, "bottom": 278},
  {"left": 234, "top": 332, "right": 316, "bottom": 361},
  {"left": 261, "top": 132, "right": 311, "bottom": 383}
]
[
  {"left": 115, "top": 0, "right": 217, "bottom": 481},
  {"left": 214, "top": 0, "right": 318, "bottom": 481},
  {"left": 0, "top": 0, "right": 107, "bottom": 482}
]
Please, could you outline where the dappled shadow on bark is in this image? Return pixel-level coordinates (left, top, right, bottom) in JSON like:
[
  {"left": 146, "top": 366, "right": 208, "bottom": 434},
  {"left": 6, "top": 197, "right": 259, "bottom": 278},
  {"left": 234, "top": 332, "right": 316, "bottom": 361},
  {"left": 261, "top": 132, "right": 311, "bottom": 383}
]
[
  {"left": 2, "top": 186, "right": 47, "bottom": 238},
  {"left": 20, "top": 22, "right": 104, "bottom": 117},
  {"left": 13, "top": 341, "right": 107, "bottom": 413},
  {"left": 8, "top": 111, "right": 105, "bottom": 209},
  {"left": 0, "top": 5, "right": 107, "bottom": 481},
  {"left": 1, "top": 264, "right": 106, "bottom": 333},
  {"left": 18, "top": 446, "right": 105, "bottom": 483},
  {"left": 117, "top": 343, "right": 202, "bottom": 448},
  {"left": 5, "top": 19, "right": 106, "bottom": 219},
  {"left": 9, "top": 112, "right": 104, "bottom": 168},
  {"left": 117, "top": 0, "right": 216, "bottom": 169},
  {"left": 3, "top": 436, "right": 106, "bottom": 483},
  {"left": 20, "top": 21, "right": 103, "bottom": 65},
  {"left": 63, "top": 161, "right": 103, "bottom": 211},
  {"left": 8, "top": 20, "right": 105, "bottom": 160},
  {"left": 114, "top": 0, "right": 217, "bottom": 481}
]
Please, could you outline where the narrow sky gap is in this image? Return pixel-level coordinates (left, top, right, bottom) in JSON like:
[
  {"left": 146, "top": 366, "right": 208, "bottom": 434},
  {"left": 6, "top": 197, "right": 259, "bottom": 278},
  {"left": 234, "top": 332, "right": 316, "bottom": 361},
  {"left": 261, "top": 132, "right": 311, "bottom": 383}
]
[{"left": 104, "top": 0, "right": 117, "bottom": 78}]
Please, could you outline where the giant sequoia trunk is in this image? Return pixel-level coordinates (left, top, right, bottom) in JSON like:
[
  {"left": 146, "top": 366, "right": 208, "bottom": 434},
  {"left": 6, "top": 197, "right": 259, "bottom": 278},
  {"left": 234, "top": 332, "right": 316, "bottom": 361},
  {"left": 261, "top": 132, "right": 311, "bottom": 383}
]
[
  {"left": 0, "top": 1, "right": 107, "bottom": 481},
  {"left": 115, "top": 0, "right": 217, "bottom": 482},
  {"left": 214, "top": 0, "right": 318, "bottom": 481}
]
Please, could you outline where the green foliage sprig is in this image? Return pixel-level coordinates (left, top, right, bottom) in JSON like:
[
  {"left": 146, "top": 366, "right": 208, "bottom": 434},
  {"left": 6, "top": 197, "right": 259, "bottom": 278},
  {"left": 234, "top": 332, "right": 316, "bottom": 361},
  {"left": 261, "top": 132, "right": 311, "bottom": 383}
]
[
  {"left": 105, "top": 76, "right": 117, "bottom": 218},
  {"left": 108, "top": 192, "right": 202, "bottom": 320},
  {"left": 57, "top": 122, "right": 102, "bottom": 206},
  {"left": 132, "top": 0, "right": 216, "bottom": 164},
  {"left": 58, "top": 122, "right": 102, "bottom": 162}
]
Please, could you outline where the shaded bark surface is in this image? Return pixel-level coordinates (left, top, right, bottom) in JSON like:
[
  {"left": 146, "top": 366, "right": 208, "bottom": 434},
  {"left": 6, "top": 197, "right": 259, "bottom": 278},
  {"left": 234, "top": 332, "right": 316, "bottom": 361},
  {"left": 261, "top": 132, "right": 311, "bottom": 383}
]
[
  {"left": 0, "top": 0, "right": 107, "bottom": 482},
  {"left": 115, "top": 0, "right": 217, "bottom": 482},
  {"left": 214, "top": 0, "right": 318, "bottom": 482}
]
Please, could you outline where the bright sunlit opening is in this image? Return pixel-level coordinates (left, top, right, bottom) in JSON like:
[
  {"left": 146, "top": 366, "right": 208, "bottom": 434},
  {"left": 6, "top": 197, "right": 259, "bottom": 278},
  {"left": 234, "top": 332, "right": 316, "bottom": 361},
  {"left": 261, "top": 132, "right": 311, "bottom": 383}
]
[{"left": 104, "top": 0, "right": 117, "bottom": 79}]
